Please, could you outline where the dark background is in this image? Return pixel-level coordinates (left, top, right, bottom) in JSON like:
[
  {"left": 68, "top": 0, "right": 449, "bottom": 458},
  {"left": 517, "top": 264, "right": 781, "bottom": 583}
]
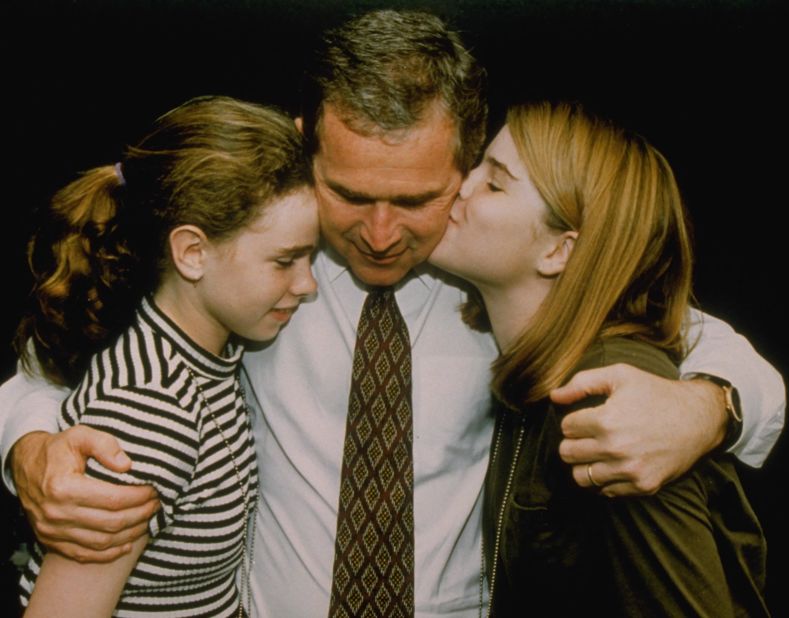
[{"left": 1, "top": 0, "right": 786, "bottom": 614}]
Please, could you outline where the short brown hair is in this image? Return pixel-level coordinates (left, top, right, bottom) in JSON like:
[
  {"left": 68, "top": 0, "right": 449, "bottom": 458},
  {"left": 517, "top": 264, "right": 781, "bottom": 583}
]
[{"left": 301, "top": 9, "right": 487, "bottom": 174}]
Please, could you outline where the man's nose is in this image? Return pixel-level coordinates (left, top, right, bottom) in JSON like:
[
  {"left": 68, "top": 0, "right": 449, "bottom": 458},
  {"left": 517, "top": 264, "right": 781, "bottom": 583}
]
[{"left": 362, "top": 203, "right": 400, "bottom": 253}]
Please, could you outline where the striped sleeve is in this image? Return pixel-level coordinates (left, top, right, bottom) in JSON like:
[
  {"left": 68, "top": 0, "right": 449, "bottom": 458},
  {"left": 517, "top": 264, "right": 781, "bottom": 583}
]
[{"left": 74, "top": 383, "right": 199, "bottom": 537}]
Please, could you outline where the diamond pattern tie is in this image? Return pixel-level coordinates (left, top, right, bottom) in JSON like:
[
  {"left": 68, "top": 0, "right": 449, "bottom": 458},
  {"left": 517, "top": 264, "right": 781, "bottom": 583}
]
[{"left": 329, "top": 287, "right": 415, "bottom": 618}]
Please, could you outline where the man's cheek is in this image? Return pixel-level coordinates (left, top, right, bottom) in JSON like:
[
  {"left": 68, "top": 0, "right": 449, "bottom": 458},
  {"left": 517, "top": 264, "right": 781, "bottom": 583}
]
[{"left": 318, "top": 201, "right": 344, "bottom": 234}]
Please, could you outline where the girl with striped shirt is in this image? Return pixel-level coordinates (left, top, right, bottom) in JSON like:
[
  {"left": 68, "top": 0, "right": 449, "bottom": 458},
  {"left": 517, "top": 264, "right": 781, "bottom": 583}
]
[{"left": 17, "top": 96, "right": 318, "bottom": 617}]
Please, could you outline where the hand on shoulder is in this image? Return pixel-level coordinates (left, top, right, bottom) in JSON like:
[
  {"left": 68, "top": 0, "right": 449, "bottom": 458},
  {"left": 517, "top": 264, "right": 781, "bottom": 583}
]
[
  {"left": 552, "top": 358, "right": 727, "bottom": 497},
  {"left": 12, "top": 426, "right": 159, "bottom": 563}
]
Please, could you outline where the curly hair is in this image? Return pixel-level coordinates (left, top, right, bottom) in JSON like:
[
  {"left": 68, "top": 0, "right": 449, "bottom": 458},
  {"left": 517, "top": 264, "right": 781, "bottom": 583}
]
[{"left": 17, "top": 96, "right": 310, "bottom": 386}]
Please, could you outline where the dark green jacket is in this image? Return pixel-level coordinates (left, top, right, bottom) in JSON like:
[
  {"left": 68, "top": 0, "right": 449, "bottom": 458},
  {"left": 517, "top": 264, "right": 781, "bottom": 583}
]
[{"left": 483, "top": 338, "right": 768, "bottom": 617}]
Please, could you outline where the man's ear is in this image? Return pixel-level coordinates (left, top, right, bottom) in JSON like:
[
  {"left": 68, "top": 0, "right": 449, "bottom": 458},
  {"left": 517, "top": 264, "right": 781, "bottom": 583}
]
[
  {"left": 294, "top": 117, "right": 304, "bottom": 134},
  {"left": 537, "top": 230, "right": 578, "bottom": 278},
  {"left": 169, "top": 225, "right": 209, "bottom": 282}
]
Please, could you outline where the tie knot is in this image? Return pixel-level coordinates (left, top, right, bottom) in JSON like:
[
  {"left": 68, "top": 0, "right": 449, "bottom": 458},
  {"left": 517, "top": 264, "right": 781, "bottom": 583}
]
[
  {"left": 363, "top": 286, "right": 397, "bottom": 315},
  {"left": 368, "top": 286, "right": 395, "bottom": 301}
]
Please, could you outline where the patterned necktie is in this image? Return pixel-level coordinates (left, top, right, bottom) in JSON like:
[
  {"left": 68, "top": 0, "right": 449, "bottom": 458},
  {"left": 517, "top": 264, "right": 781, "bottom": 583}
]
[{"left": 329, "top": 287, "right": 415, "bottom": 618}]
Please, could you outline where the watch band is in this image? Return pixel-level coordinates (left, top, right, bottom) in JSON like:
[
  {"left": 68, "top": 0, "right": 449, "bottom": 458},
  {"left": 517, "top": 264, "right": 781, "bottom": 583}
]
[{"left": 685, "top": 373, "right": 743, "bottom": 449}]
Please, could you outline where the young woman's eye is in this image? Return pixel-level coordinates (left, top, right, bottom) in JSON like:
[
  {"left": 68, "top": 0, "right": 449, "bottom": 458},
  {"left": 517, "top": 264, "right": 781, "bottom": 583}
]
[
  {"left": 487, "top": 181, "right": 503, "bottom": 193},
  {"left": 276, "top": 258, "right": 295, "bottom": 268}
]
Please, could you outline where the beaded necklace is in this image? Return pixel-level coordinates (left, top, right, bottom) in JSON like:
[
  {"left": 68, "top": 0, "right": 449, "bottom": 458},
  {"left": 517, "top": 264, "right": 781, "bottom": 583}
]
[{"left": 186, "top": 366, "right": 257, "bottom": 618}]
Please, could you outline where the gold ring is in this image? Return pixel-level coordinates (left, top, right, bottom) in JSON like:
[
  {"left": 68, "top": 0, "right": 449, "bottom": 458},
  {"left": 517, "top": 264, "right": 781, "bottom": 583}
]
[{"left": 586, "top": 463, "right": 601, "bottom": 487}]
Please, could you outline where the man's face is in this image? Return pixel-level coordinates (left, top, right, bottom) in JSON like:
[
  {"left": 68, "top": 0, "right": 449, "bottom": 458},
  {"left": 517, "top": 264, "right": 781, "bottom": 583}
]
[{"left": 313, "top": 104, "right": 463, "bottom": 287}]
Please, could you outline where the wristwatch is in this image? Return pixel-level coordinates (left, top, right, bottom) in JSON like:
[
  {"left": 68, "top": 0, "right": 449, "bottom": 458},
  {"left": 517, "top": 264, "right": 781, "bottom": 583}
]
[{"left": 685, "top": 373, "right": 743, "bottom": 450}]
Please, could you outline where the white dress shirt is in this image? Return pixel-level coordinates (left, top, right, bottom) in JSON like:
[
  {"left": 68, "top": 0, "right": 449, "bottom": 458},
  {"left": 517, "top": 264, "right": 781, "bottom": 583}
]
[
  {"left": 242, "top": 248, "right": 498, "bottom": 617},
  {"left": 0, "top": 247, "right": 785, "bottom": 617}
]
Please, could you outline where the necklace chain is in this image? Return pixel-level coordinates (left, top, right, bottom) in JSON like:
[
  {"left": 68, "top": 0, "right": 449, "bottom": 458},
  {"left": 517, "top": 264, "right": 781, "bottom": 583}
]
[
  {"left": 479, "top": 411, "right": 509, "bottom": 616},
  {"left": 187, "top": 366, "right": 256, "bottom": 618},
  {"left": 480, "top": 414, "right": 526, "bottom": 618}
]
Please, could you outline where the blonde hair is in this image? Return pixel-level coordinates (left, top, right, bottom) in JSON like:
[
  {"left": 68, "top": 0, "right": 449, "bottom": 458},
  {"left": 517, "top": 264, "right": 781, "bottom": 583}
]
[
  {"left": 17, "top": 96, "right": 310, "bottom": 386},
  {"left": 488, "top": 102, "right": 693, "bottom": 408}
]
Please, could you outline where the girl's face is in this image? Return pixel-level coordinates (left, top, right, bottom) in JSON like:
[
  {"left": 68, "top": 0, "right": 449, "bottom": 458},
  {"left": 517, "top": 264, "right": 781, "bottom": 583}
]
[
  {"left": 429, "top": 126, "right": 554, "bottom": 290},
  {"left": 199, "top": 187, "right": 319, "bottom": 347}
]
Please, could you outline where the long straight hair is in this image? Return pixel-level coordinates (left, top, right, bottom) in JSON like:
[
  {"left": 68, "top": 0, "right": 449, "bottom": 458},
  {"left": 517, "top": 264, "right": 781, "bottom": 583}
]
[{"left": 490, "top": 102, "right": 694, "bottom": 408}]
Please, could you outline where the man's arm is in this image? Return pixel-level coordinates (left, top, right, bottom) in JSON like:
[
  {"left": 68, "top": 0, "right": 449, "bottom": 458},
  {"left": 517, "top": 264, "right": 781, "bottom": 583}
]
[
  {"left": 0, "top": 364, "right": 67, "bottom": 493},
  {"left": 0, "top": 364, "right": 158, "bottom": 562},
  {"left": 680, "top": 309, "right": 784, "bottom": 465},
  {"left": 552, "top": 309, "right": 785, "bottom": 496}
]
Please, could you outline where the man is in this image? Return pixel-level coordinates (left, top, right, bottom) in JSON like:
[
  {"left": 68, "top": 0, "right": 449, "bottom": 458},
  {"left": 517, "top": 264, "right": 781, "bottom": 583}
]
[{"left": 1, "top": 10, "right": 784, "bottom": 617}]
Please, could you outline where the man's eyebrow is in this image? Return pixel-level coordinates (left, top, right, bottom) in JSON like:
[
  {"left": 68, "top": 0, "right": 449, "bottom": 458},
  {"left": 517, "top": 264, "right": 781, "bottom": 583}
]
[
  {"left": 487, "top": 156, "right": 519, "bottom": 181},
  {"left": 325, "top": 179, "right": 445, "bottom": 206}
]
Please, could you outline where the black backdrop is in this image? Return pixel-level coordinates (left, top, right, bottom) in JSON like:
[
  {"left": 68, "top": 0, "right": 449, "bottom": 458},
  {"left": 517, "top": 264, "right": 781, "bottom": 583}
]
[{"left": 1, "top": 0, "right": 786, "bottom": 614}]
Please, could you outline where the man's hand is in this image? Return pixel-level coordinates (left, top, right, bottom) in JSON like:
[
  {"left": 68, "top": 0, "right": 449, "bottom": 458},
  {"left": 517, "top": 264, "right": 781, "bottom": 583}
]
[
  {"left": 551, "top": 364, "right": 727, "bottom": 497},
  {"left": 11, "top": 426, "right": 159, "bottom": 562}
]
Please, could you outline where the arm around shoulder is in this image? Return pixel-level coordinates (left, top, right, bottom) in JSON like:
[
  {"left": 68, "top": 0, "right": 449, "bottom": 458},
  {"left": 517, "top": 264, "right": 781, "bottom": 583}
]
[{"left": 0, "top": 363, "right": 158, "bottom": 562}]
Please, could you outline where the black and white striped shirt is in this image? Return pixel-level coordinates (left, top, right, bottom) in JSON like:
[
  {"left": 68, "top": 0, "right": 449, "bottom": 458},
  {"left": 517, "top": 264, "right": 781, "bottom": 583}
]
[{"left": 20, "top": 297, "right": 258, "bottom": 617}]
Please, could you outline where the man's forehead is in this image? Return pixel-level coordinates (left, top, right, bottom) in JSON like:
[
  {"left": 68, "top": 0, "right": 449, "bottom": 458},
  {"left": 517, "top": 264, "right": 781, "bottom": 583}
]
[
  {"left": 314, "top": 155, "right": 462, "bottom": 203},
  {"left": 313, "top": 104, "right": 462, "bottom": 197}
]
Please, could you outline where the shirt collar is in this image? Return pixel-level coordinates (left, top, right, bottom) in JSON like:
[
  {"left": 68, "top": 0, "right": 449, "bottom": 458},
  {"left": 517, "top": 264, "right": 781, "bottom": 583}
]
[{"left": 138, "top": 296, "right": 243, "bottom": 380}]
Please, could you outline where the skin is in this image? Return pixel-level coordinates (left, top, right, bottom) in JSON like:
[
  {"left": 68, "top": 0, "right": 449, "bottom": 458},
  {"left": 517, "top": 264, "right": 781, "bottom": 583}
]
[
  {"left": 24, "top": 535, "right": 148, "bottom": 617},
  {"left": 313, "top": 104, "right": 462, "bottom": 287},
  {"left": 554, "top": 367, "right": 726, "bottom": 496},
  {"left": 431, "top": 126, "right": 575, "bottom": 348},
  {"left": 11, "top": 105, "right": 728, "bottom": 567},
  {"left": 156, "top": 188, "right": 319, "bottom": 354},
  {"left": 20, "top": 189, "right": 318, "bottom": 615}
]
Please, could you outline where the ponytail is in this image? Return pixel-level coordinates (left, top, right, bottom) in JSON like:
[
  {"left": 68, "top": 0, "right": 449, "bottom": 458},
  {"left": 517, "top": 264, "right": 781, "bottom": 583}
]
[
  {"left": 16, "top": 164, "right": 139, "bottom": 387},
  {"left": 16, "top": 96, "right": 311, "bottom": 387}
]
